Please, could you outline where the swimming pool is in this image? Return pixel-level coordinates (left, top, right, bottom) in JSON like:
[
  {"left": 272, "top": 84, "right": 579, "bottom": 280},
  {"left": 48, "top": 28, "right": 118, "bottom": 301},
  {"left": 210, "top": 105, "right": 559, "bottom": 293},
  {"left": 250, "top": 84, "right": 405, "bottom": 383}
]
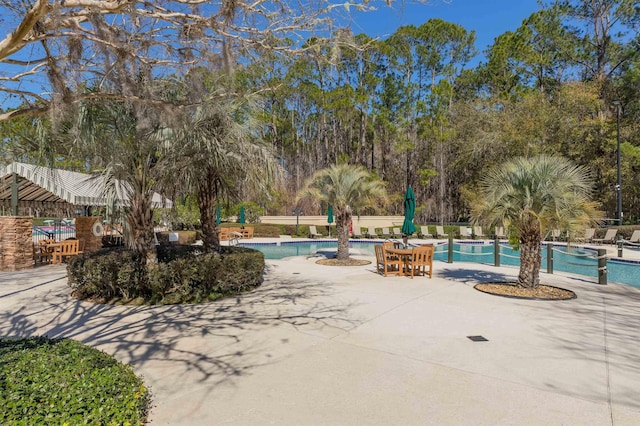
[{"left": 239, "top": 240, "right": 639, "bottom": 288}]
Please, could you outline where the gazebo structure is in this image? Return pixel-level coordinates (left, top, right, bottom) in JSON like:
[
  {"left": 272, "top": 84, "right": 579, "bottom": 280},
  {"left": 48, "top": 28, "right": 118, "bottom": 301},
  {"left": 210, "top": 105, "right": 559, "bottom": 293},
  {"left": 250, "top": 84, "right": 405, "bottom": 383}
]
[
  {"left": 0, "top": 162, "right": 171, "bottom": 271},
  {"left": 1, "top": 162, "right": 171, "bottom": 216}
]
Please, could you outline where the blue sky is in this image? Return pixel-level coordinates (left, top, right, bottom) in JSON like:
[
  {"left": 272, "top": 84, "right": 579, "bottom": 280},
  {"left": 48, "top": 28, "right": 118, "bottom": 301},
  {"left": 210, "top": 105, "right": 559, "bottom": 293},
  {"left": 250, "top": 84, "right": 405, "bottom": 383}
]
[{"left": 345, "top": 0, "right": 543, "bottom": 61}]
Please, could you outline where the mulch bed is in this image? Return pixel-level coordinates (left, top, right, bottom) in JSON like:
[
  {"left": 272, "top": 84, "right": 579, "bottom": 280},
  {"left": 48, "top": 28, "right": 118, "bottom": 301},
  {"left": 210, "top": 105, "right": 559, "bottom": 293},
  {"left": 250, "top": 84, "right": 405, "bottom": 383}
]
[
  {"left": 474, "top": 283, "right": 576, "bottom": 300},
  {"left": 315, "top": 258, "right": 371, "bottom": 266}
]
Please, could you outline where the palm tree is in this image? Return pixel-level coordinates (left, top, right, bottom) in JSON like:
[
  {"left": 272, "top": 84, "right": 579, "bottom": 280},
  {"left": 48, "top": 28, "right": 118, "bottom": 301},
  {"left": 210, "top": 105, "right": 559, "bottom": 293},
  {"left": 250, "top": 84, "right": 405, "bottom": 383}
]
[
  {"left": 70, "top": 99, "right": 167, "bottom": 264},
  {"left": 471, "top": 155, "right": 601, "bottom": 288},
  {"left": 297, "top": 164, "right": 388, "bottom": 260},
  {"left": 164, "top": 101, "right": 282, "bottom": 253}
]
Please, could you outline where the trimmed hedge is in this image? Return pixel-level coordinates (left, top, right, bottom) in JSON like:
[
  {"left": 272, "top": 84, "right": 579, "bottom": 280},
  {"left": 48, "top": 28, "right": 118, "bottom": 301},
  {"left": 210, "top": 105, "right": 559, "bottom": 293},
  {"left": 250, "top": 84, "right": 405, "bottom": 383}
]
[
  {"left": 0, "top": 336, "right": 149, "bottom": 425},
  {"left": 67, "top": 246, "right": 265, "bottom": 305}
]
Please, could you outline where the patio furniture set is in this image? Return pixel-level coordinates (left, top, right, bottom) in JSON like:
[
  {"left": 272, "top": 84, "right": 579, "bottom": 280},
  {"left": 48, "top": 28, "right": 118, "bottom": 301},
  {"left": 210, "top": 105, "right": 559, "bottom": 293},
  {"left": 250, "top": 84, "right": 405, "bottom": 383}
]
[
  {"left": 33, "top": 238, "right": 83, "bottom": 265},
  {"left": 374, "top": 242, "right": 434, "bottom": 279}
]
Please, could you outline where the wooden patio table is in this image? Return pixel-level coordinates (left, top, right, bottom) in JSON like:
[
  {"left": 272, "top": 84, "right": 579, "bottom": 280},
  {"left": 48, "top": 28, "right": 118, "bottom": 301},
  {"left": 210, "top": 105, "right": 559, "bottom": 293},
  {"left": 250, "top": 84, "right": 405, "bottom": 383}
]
[{"left": 384, "top": 247, "right": 414, "bottom": 276}]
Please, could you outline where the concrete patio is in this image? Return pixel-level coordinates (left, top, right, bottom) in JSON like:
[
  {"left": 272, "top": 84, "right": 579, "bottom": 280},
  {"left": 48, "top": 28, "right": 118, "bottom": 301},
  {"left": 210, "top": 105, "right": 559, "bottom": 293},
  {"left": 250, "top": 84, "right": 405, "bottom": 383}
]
[{"left": 1, "top": 255, "right": 639, "bottom": 425}]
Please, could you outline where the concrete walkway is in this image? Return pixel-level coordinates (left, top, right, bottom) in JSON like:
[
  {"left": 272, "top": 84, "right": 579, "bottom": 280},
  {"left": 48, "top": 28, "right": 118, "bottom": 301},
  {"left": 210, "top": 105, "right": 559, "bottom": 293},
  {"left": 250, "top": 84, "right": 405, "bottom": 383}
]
[{"left": 1, "top": 257, "right": 640, "bottom": 425}]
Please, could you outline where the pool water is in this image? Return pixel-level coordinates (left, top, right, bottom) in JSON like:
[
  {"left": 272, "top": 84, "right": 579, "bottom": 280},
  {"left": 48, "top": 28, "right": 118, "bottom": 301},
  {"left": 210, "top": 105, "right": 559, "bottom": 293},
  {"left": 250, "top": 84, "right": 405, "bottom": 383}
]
[{"left": 239, "top": 240, "right": 639, "bottom": 288}]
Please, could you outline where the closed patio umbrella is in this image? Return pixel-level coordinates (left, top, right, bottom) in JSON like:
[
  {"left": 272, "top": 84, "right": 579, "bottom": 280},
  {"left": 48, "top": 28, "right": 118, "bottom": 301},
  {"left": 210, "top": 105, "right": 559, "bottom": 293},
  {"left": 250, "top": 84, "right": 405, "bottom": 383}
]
[
  {"left": 239, "top": 205, "right": 245, "bottom": 224},
  {"left": 401, "top": 187, "right": 416, "bottom": 247},
  {"left": 327, "top": 205, "right": 334, "bottom": 237},
  {"left": 215, "top": 205, "right": 221, "bottom": 225}
]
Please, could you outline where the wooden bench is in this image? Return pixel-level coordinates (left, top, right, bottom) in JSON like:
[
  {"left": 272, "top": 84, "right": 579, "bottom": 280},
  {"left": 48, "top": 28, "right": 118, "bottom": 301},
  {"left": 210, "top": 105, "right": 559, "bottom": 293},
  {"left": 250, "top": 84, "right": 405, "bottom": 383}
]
[{"left": 52, "top": 239, "right": 79, "bottom": 264}]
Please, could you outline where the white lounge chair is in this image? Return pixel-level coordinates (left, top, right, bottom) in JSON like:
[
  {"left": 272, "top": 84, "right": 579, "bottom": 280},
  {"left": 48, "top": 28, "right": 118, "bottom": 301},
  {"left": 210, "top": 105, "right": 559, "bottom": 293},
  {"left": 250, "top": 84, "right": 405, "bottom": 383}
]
[
  {"left": 459, "top": 226, "right": 471, "bottom": 239},
  {"left": 352, "top": 227, "right": 363, "bottom": 238},
  {"left": 366, "top": 227, "right": 379, "bottom": 238},
  {"left": 628, "top": 230, "right": 640, "bottom": 244},
  {"left": 391, "top": 227, "right": 402, "bottom": 238},
  {"left": 308, "top": 225, "right": 321, "bottom": 238},
  {"left": 495, "top": 226, "right": 507, "bottom": 239},
  {"left": 473, "top": 226, "right": 486, "bottom": 239},
  {"left": 593, "top": 228, "right": 618, "bottom": 245},
  {"left": 381, "top": 227, "right": 391, "bottom": 238},
  {"left": 435, "top": 226, "right": 449, "bottom": 239},
  {"left": 574, "top": 228, "right": 595, "bottom": 243},
  {"left": 418, "top": 226, "right": 433, "bottom": 239}
]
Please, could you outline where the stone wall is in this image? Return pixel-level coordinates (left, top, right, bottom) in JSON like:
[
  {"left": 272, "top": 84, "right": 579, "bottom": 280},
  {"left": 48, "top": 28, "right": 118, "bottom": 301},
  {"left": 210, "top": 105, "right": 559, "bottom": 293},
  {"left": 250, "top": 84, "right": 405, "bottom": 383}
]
[
  {"left": 75, "top": 216, "right": 103, "bottom": 253},
  {"left": 0, "top": 216, "right": 34, "bottom": 271}
]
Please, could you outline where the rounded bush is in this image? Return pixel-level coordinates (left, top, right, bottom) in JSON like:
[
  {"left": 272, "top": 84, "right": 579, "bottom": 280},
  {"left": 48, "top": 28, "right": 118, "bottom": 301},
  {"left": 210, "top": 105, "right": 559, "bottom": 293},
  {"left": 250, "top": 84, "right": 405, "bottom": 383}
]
[
  {"left": 0, "top": 336, "right": 149, "bottom": 425},
  {"left": 67, "top": 246, "right": 265, "bottom": 305}
]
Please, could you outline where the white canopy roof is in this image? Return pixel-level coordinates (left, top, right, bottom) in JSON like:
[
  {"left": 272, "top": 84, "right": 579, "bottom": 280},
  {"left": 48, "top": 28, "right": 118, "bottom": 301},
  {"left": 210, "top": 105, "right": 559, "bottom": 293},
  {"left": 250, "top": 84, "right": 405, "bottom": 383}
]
[{"left": 0, "top": 162, "right": 172, "bottom": 208}]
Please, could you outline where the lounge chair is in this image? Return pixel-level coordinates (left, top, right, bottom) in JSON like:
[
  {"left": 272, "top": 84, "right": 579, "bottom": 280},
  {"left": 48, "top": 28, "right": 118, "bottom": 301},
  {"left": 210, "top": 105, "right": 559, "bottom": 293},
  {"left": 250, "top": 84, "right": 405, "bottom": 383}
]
[
  {"left": 574, "top": 228, "right": 595, "bottom": 244},
  {"left": 418, "top": 225, "right": 433, "bottom": 239},
  {"left": 627, "top": 230, "right": 640, "bottom": 245},
  {"left": 308, "top": 225, "right": 321, "bottom": 238},
  {"left": 473, "top": 226, "right": 486, "bottom": 239},
  {"left": 381, "top": 227, "right": 391, "bottom": 238},
  {"left": 366, "top": 227, "right": 379, "bottom": 238},
  {"left": 352, "top": 227, "right": 363, "bottom": 238},
  {"left": 495, "top": 226, "right": 507, "bottom": 239},
  {"left": 435, "top": 226, "right": 449, "bottom": 239},
  {"left": 391, "top": 227, "right": 402, "bottom": 238},
  {"left": 593, "top": 228, "right": 618, "bottom": 245},
  {"left": 546, "top": 229, "right": 563, "bottom": 241},
  {"left": 459, "top": 226, "right": 471, "bottom": 239},
  {"left": 408, "top": 245, "right": 434, "bottom": 279}
]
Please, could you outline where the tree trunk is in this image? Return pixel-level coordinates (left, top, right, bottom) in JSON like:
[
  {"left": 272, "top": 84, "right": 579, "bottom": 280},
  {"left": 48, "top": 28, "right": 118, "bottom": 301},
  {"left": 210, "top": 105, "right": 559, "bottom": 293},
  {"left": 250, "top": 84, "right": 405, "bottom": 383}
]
[
  {"left": 336, "top": 212, "right": 351, "bottom": 260},
  {"left": 198, "top": 173, "right": 220, "bottom": 253},
  {"left": 126, "top": 190, "right": 156, "bottom": 265},
  {"left": 517, "top": 219, "right": 542, "bottom": 288}
]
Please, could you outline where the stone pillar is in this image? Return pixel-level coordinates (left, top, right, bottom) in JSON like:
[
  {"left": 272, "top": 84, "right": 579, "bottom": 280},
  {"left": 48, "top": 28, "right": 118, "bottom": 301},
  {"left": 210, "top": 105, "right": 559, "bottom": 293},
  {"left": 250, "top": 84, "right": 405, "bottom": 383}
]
[
  {"left": 0, "top": 216, "right": 34, "bottom": 271},
  {"left": 75, "top": 216, "right": 103, "bottom": 253}
]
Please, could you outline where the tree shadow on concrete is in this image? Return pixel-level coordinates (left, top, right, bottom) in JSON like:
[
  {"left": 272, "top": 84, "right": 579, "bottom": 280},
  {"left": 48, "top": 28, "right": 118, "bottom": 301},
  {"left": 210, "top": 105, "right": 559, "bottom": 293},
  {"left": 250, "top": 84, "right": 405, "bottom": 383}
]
[
  {"left": 436, "top": 267, "right": 516, "bottom": 284},
  {"left": 0, "top": 267, "right": 361, "bottom": 417}
]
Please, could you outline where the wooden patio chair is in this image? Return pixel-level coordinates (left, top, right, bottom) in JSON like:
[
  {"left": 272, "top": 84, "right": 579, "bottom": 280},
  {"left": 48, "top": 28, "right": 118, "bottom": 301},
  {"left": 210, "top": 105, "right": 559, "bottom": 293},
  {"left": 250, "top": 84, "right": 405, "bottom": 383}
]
[
  {"left": 408, "top": 245, "right": 434, "bottom": 279},
  {"left": 219, "top": 228, "right": 230, "bottom": 241},
  {"left": 381, "top": 243, "right": 402, "bottom": 276}
]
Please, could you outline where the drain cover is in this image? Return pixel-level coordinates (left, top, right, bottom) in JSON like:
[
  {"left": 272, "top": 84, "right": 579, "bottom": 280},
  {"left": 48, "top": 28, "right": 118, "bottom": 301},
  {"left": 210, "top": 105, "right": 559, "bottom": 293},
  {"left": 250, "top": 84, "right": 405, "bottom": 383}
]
[{"left": 467, "top": 335, "right": 488, "bottom": 342}]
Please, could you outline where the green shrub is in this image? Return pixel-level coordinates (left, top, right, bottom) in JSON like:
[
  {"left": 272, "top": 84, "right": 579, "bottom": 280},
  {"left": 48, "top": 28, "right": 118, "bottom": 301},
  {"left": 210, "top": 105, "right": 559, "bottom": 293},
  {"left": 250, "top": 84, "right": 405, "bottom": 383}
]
[
  {"left": 67, "top": 248, "right": 148, "bottom": 301},
  {"left": 0, "top": 336, "right": 149, "bottom": 425},
  {"left": 67, "top": 246, "right": 265, "bottom": 305}
]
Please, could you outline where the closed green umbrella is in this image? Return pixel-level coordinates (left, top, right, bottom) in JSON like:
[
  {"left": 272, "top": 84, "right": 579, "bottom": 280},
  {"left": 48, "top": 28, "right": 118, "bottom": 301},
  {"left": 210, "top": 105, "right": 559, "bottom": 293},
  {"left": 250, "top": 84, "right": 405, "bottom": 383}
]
[
  {"left": 239, "top": 205, "right": 246, "bottom": 224},
  {"left": 215, "top": 205, "right": 221, "bottom": 225},
  {"left": 327, "top": 205, "right": 333, "bottom": 237},
  {"left": 401, "top": 187, "right": 416, "bottom": 247}
]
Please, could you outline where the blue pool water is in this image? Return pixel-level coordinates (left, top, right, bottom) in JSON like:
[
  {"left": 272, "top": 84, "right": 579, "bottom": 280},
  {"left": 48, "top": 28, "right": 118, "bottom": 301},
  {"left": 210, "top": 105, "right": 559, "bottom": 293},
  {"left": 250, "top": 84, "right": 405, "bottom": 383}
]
[{"left": 239, "top": 240, "right": 639, "bottom": 288}]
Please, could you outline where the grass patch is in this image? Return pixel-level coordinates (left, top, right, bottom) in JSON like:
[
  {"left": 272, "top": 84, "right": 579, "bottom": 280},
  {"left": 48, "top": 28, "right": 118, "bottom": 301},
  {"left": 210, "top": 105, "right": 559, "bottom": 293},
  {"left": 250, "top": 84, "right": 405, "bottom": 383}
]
[{"left": 0, "top": 336, "right": 149, "bottom": 425}]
